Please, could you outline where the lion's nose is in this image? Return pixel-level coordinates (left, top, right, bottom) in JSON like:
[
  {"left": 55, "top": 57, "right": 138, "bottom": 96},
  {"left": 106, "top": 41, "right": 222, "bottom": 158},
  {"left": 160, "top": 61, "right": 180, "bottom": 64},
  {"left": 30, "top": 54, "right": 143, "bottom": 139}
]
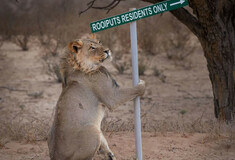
[
  {"left": 104, "top": 50, "right": 110, "bottom": 58},
  {"left": 104, "top": 50, "right": 109, "bottom": 54},
  {"left": 104, "top": 49, "right": 112, "bottom": 61}
]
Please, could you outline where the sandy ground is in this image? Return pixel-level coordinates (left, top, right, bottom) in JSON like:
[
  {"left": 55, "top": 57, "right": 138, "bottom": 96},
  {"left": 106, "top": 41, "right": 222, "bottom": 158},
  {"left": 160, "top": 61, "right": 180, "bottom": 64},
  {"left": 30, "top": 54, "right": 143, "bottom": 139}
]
[
  {"left": 1, "top": 132, "right": 235, "bottom": 160},
  {"left": 0, "top": 41, "right": 234, "bottom": 160}
]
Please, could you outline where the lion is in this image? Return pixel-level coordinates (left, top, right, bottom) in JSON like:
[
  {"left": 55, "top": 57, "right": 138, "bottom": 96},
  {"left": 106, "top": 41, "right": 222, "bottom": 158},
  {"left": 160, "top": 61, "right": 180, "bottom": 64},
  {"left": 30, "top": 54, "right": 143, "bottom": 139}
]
[{"left": 48, "top": 36, "right": 145, "bottom": 160}]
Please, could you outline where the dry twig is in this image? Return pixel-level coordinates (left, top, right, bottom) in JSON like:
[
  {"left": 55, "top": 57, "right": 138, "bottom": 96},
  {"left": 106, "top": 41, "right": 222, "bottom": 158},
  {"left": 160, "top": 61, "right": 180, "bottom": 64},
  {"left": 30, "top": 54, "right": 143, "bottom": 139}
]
[
  {"left": 79, "top": 0, "right": 121, "bottom": 15},
  {"left": 0, "top": 86, "right": 27, "bottom": 92}
]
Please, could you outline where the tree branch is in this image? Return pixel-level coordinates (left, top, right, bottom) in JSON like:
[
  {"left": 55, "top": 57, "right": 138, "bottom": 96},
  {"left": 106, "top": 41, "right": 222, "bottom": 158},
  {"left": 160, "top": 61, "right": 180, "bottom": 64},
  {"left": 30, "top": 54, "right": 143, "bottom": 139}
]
[
  {"left": 170, "top": 8, "right": 203, "bottom": 38},
  {"left": 92, "top": 0, "right": 117, "bottom": 10},
  {"left": 79, "top": 0, "right": 96, "bottom": 16},
  {"left": 142, "top": 0, "right": 203, "bottom": 38},
  {"left": 79, "top": 0, "right": 121, "bottom": 15},
  {"left": 105, "top": 0, "right": 121, "bottom": 14}
]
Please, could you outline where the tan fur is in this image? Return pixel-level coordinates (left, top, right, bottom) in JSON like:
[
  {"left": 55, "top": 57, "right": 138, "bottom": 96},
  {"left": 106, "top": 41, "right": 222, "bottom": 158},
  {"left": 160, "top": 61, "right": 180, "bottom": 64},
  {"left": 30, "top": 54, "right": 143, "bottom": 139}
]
[{"left": 48, "top": 38, "right": 145, "bottom": 160}]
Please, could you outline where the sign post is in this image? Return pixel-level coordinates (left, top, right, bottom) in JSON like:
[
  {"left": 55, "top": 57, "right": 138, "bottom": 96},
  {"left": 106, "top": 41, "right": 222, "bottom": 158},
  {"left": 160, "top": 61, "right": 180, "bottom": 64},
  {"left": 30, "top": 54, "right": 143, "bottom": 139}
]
[{"left": 130, "top": 8, "right": 142, "bottom": 160}]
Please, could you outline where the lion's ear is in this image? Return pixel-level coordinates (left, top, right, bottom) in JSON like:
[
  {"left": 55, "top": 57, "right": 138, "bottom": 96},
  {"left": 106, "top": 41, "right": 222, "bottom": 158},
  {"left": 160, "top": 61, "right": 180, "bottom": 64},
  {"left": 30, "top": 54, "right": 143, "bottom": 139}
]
[
  {"left": 90, "top": 34, "right": 97, "bottom": 40},
  {"left": 68, "top": 40, "right": 83, "bottom": 53}
]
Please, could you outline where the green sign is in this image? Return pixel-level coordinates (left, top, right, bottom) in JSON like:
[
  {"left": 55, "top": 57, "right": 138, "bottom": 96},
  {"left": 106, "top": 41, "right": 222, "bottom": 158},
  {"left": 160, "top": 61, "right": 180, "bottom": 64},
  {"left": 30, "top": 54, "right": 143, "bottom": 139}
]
[{"left": 90, "top": 0, "right": 188, "bottom": 33}]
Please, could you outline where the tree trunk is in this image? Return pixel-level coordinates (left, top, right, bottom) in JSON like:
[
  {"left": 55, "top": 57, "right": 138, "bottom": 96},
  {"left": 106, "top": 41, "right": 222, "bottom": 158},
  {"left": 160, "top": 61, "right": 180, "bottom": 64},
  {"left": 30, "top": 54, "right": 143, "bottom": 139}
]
[
  {"left": 189, "top": 0, "right": 235, "bottom": 121},
  {"left": 201, "top": 29, "right": 235, "bottom": 121}
]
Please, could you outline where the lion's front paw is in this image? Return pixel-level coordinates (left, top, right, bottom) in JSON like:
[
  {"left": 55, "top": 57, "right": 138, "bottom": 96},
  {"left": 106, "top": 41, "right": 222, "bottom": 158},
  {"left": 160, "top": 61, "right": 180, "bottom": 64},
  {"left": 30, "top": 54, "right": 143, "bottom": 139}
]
[
  {"left": 137, "top": 79, "right": 146, "bottom": 96},
  {"left": 139, "top": 79, "right": 145, "bottom": 85}
]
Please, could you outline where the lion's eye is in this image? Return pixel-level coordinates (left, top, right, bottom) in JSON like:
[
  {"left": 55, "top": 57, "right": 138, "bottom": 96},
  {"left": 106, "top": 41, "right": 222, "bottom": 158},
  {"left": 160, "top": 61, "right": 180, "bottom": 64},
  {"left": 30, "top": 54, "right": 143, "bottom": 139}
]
[{"left": 90, "top": 46, "right": 96, "bottom": 50}]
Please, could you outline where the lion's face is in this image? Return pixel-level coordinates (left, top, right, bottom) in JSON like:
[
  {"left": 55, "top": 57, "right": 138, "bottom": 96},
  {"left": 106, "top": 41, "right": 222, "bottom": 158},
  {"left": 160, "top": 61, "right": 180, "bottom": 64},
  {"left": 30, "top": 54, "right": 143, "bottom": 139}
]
[{"left": 68, "top": 38, "right": 112, "bottom": 73}]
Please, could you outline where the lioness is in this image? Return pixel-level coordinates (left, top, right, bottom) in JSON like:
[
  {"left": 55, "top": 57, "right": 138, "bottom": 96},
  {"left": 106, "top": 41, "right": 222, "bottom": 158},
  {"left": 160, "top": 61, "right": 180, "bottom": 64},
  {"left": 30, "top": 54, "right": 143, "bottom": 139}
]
[{"left": 48, "top": 37, "right": 145, "bottom": 160}]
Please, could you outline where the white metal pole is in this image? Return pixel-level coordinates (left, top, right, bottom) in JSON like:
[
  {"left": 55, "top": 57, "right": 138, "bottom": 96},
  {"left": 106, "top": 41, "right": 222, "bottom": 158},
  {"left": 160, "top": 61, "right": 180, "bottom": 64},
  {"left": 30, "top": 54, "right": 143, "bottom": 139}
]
[{"left": 129, "top": 8, "right": 143, "bottom": 160}]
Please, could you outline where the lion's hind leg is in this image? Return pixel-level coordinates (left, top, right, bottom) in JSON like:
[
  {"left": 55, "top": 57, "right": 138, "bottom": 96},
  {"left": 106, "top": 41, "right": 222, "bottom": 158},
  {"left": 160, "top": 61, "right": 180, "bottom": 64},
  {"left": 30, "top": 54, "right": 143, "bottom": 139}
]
[
  {"left": 72, "top": 125, "right": 101, "bottom": 160},
  {"left": 98, "top": 133, "right": 116, "bottom": 160}
]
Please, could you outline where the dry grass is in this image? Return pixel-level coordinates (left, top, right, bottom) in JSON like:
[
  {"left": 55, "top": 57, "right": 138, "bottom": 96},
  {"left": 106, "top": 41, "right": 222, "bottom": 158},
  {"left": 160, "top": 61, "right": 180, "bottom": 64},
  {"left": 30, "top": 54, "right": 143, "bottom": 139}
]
[
  {"left": 13, "top": 35, "right": 30, "bottom": 51},
  {"left": 44, "top": 60, "right": 62, "bottom": 83},
  {"left": 2, "top": 116, "right": 233, "bottom": 143},
  {"left": 201, "top": 122, "right": 235, "bottom": 147},
  {"left": 160, "top": 17, "right": 196, "bottom": 61},
  {"left": 152, "top": 66, "right": 161, "bottom": 77},
  {"left": 138, "top": 18, "right": 159, "bottom": 55},
  {"left": 39, "top": 40, "right": 62, "bottom": 83},
  {"left": 0, "top": 111, "right": 50, "bottom": 142},
  {"left": 2, "top": 104, "right": 233, "bottom": 142},
  {"left": 112, "top": 61, "right": 129, "bottom": 74}
]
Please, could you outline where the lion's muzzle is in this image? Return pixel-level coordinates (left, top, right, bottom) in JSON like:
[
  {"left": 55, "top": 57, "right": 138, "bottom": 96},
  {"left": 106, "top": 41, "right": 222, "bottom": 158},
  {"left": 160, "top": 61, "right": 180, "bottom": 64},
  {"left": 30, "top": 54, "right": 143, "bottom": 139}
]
[
  {"left": 100, "top": 50, "right": 112, "bottom": 62},
  {"left": 104, "top": 50, "right": 112, "bottom": 61}
]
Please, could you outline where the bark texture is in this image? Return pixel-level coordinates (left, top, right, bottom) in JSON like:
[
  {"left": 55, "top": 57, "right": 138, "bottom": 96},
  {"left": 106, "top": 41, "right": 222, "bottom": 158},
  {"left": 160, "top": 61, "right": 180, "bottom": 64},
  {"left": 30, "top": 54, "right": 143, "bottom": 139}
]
[{"left": 143, "top": 0, "right": 235, "bottom": 121}]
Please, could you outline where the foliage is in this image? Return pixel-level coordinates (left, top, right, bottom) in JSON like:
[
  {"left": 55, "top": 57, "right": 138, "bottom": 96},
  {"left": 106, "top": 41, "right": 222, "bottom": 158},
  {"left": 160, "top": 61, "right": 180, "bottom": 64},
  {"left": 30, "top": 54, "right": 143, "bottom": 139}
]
[
  {"left": 152, "top": 66, "right": 160, "bottom": 77},
  {"left": 179, "top": 110, "right": 187, "bottom": 115},
  {"left": 161, "top": 18, "right": 196, "bottom": 61},
  {"left": 112, "top": 61, "right": 129, "bottom": 74},
  {"left": 138, "top": 62, "right": 146, "bottom": 75}
]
